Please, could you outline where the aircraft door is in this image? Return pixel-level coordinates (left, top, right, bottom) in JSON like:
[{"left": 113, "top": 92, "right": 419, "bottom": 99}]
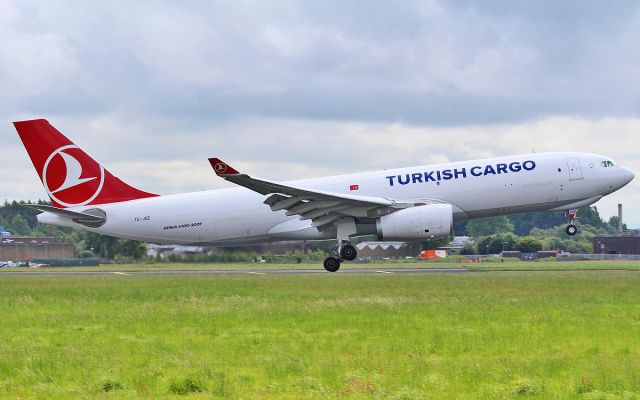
[{"left": 566, "top": 157, "right": 583, "bottom": 181}]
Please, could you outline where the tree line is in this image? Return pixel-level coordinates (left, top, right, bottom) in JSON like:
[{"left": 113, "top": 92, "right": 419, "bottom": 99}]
[{"left": 454, "top": 207, "right": 629, "bottom": 254}]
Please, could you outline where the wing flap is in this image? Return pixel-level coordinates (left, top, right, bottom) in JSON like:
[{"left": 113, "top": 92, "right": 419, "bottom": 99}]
[{"left": 286, "top": 200, "right": 341, "bottom": 216}]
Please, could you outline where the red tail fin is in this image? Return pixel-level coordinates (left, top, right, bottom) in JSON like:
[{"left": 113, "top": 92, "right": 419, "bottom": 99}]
[{"left": 14, "top": 119, "right": 158, "bottom": 208}]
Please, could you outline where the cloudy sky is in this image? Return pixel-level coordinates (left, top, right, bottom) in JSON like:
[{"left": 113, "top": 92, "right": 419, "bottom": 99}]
[{"left": 1, "top": 0, "right": 639, "bottom": 225}]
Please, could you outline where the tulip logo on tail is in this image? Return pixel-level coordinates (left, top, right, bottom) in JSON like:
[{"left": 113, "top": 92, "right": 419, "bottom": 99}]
[
  {"left": 43, "top": 145, "right": 105, "bottom": 207},
  {"left": 214, "top": 162, "right": 228, "bottom": 174}
]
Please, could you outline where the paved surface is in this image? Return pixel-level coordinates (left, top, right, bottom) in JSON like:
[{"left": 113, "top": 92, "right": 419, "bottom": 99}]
[
  {"left": 0, "top": 268, "right": 474, "bottom": 276},
  {"left": 0, "top": 267, "right": 638, "bottom": 276}
]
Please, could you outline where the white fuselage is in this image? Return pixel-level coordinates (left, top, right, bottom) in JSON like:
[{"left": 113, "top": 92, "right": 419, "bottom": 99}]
[{"left": 39, "top": 152, "right": 635, "bottom": 245}]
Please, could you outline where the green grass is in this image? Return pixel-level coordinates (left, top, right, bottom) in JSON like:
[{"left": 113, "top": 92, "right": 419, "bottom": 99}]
[{"left": 1, "top": 270, "right": 640, "bottom": 398}]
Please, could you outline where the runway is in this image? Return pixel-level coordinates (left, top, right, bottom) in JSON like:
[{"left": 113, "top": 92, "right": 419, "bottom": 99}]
[
  {"left": 0, "top": 267, "right": 474, "bottom": 276},
  {"left": 0, "top": 267, "right": 638, "bottom": 276}
]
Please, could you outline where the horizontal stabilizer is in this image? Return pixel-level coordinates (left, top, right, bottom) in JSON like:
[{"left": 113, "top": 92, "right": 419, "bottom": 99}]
[{"left": 28, "top": 204, "right": 107, "bottom": 228}]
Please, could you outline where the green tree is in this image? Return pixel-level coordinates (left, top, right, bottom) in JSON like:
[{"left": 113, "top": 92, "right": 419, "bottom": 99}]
[
  {"left": 84, "top": 233, "right": 119, "bottom": 259},
  {"left": 0, "top": 201, "right": 39, "bottom": 231},
  {"left": 0, "top": 215, "right": 6, "bottom": 231},
  {"left": 564, "top": 240, "right": 593, "bottom": 253},
  {"left": 515, "top": 236, "right": 543, "bottom": 253},
  {"left": 540, "top": 236, "right": 564, "bottom": 251},
  {"left": 10, "top": 214, "right": 30, "bottom": 236},
  {"left": 508, "top": 211, "right": 566, "bottom": 235},
  {"left": 78, "top": 250, "right": 95, "bottom": 259},
  {"left": 459, "top": 242, "right": 476, "bottom": 255},
  {"left": 490, "top": 233, "right": 517, "bottom": 253},
  {"left": 476, "top": 236, "right": 491, "bottom": 254},
  {"left": 113, "top": 240, "right": 147, "bottom": 260},
  {"left": 477, "top": 233, "right": 517, "bottom": 254},
  {"left": 466, "top": 216, "right": 514, "bottom": 238},
  {"left": 578, "top": 206, "right": 612, "bottom": 232},
  {"left": 530, "top": 224, "right": 600, "bottom": 253},
  {"left": 607, "top": 216, "right": 626, "bottom": 232}
]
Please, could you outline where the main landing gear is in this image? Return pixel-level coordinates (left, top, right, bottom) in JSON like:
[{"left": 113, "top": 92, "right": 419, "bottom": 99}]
[
  {"left": 323, "top": 217, "right": 358, "bottom": 272},
  {"left": 323, "top": 243, "right": 358, "bottom": 272},
  {"left": 323, "top": 256, "right": 341, "bottom": 272},
  {"left": 565, "top": 209, "right": 578, "bottom": 236}
]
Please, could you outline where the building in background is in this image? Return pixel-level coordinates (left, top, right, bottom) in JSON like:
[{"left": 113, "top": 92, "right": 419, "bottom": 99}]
[
  {"left": 440, "top": 236, "right": 471, "bottom": 252},
  {"left": 593, "top": 236, "right": 640, "bottom": 255},
  {"left": 591, "top": 203, "right": 640, "bottom": 255},
  {"left": 355, "top": 236, "right": 472, "bottom": 259},
  {"left": 147, "top": 244, "right": 205, "bottom": 259},
  {"left": 0, "top": 237, "right": 75, "bottom": 262},
  {"left": 356, "top": 242, "right": 411, "bottom": 259}
]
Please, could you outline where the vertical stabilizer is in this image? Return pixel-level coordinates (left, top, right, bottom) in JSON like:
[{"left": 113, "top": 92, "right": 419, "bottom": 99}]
[{"left": 14, "top": 119, "right": 158, "bottom": 208}]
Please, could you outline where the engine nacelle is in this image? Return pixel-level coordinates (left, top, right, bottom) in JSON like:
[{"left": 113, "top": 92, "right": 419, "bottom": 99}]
[{"left": 376, "top": 204, "right": 453, "bottom": 241}]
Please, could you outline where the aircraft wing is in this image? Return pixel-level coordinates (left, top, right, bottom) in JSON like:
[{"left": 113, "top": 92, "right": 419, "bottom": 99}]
[{"left": 208, "top": 158, "right": 421, "bottom": 229}]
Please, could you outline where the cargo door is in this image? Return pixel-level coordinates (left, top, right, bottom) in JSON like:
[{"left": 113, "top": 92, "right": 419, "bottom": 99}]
[{"left": 566, "top": 157, "right": 583, "bottom": 181}]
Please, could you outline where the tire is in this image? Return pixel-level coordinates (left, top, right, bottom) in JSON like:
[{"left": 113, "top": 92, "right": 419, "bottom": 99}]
[
  {"left": 566, "top": 225, "right": 578, "bottom": 236},
  {"left": 340, "top": 244, "right": 357, "bottom": 261},
  {"left": 323, "top": 257, "right": 341, "bottom": 272}
]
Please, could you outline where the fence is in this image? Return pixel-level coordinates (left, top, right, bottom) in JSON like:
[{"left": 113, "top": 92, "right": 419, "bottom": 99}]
[
  {"left": 557, "top": 253, "right": 640, "bottom": 261},
  {"left": 31, "top": 258, "right": 101, "bottom": 267},
  {"left": 460, "top": 253, "right": 640, "bottom": 262}
]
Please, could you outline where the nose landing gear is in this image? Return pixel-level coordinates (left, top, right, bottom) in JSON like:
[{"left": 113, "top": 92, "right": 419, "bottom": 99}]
[{"left": 565, "top": 209, "right": 578, "bottom": 236}]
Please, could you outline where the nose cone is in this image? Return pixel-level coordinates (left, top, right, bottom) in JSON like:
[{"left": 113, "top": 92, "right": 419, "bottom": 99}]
[{"left": 618, "top": 166, "right": 635, "bottom": 187}]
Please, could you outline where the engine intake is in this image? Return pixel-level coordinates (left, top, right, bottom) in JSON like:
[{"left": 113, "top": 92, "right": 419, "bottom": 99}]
[{"left": 376, "top": 204, "right": 453, "bottom": 241}]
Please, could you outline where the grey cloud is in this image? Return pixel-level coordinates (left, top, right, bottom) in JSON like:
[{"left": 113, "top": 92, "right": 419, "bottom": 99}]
[
  {"left": 111, "top": 85, "right": 626, "bottom": 126},
  {"left": 3, "top": 1, "right": 639, "bottom": 125}
]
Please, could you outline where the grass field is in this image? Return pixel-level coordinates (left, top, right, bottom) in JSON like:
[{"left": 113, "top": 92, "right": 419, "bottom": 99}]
[
  {"left": 1, "top": 269, "right": 640, "bottom": 398},
  {"left": 3, "top": 259, "right": 640, "bottom": 273}
]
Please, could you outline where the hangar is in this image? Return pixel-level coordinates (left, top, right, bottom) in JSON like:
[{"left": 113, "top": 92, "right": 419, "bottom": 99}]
[
  {"left": 0, "top": 236, "right": 76, "bottom": 262},
  {"left": 592, "top": 236, "right": 640, "bottom": 255}
]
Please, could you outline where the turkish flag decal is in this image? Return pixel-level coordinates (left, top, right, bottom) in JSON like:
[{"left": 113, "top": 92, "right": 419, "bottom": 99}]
[{"left": 349, "top": 184, "right": 359, "bottom": 191}]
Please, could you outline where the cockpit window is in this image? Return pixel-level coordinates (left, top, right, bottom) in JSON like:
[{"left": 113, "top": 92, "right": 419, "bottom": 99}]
[{"left": 601, "top": 160, "right": 615, "bottom": 168}]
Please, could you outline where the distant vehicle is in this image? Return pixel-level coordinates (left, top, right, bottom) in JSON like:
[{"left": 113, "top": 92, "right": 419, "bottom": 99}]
[
  {"left": 419, "top": 250, "right": 447, "bottom": 260},
  {"left": 0, "top": 261, "right": 17, "bottom": 268},
  {"left": 13, "top": 119, "right": 635, "bottom": 272}
]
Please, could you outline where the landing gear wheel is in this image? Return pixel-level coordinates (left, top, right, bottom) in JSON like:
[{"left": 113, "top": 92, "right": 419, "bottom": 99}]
[
  {"left": 340, "top": 244, "right": 357, "bottom": 261},
  {"left": 323, "top": 257, "right": 341, "bottom": 272},
  {"left": 566, "top": 225, "right": 578, "bottom": 236}
]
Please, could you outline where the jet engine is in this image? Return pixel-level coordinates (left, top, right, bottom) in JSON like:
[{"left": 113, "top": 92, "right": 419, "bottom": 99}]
[{"left": 376, "top": 204, "right": 453, "bottom": 241}]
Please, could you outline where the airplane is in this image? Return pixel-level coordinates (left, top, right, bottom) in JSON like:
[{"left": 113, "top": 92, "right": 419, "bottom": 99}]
[{"left": 13, "top": 119, "right": 635, "bottom": 272}]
